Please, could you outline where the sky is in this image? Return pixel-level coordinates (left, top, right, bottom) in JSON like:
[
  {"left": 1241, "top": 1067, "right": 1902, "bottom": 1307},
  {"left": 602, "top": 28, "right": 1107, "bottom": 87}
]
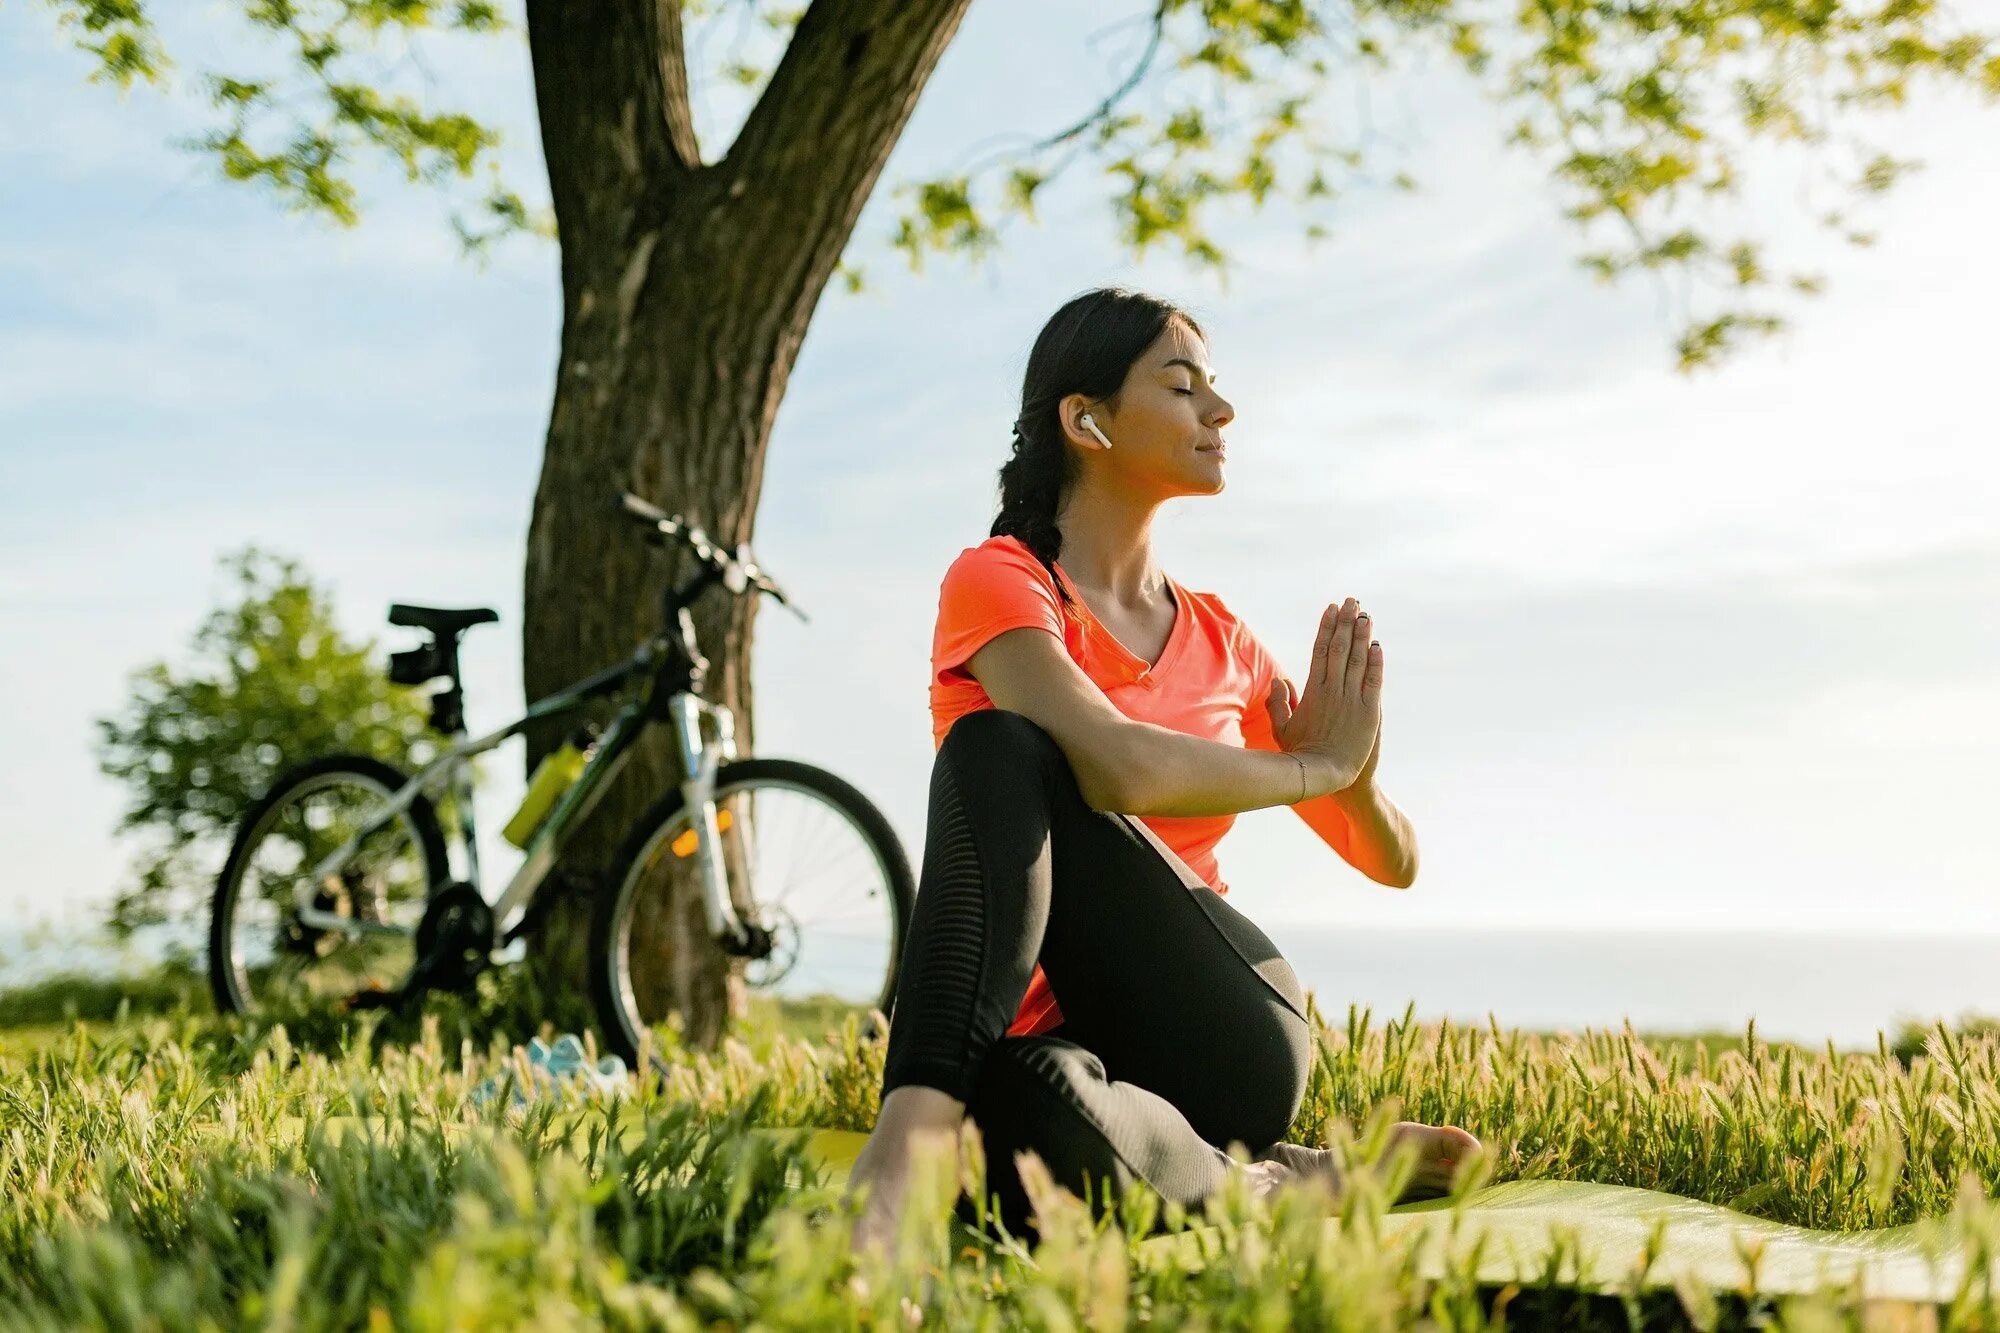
[{"left": 2, "top": 1, "right": 1996, "bottom": 969}]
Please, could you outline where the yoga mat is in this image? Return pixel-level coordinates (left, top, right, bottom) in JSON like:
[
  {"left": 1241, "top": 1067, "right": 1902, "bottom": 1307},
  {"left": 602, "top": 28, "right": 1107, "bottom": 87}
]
[
  {"left": 782, "top": 1127, "right": 1981, "bottom": 1304},
  {"left": 264, "top": 1117, "right": 1983, "bottom": 1304}
]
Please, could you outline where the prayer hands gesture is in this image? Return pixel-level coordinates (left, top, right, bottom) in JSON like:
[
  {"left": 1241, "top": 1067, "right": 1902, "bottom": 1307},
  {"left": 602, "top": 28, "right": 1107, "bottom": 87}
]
[{"left": 1264, "top": 598, "right": 1383, "bottom": 799}]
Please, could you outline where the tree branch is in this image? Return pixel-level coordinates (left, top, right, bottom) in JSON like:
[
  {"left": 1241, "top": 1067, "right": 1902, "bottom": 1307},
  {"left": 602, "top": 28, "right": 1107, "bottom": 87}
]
[
  {"left": 524, "top": 1, "right": 698, "bottom": 254},
  {"left": 651, "top": 0, "right": 706, "bottom": 171},
  {"left": 722, "top": 0, "right": 973, "bottom": 224},
  {"left": 1029, "top": 0, "right": 1169, "bottom": 155}
]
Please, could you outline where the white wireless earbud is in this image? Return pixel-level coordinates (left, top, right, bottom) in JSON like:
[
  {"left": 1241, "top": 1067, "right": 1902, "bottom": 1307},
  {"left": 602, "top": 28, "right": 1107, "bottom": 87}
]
[{"left": 1079, "top": 413, "right": 1113, "bottom": 449}]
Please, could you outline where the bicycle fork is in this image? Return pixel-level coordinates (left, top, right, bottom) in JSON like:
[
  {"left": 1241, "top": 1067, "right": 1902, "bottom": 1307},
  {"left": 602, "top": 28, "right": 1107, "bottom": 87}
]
[{"left": 666, "top": 693, "right": 756, "bottom": 951}]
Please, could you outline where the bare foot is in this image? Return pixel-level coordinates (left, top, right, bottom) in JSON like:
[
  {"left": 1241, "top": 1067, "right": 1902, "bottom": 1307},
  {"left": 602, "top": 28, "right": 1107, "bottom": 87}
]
[
  {"left": 1380, "top": 1121, "right": 1482, "bottom": 1200},
  {"left": 1259, "top": 1121, "right": 1483, "bottom": 1204},
  {"left": 844, "top": 1086, "right": 966, "bottom": 1255}
]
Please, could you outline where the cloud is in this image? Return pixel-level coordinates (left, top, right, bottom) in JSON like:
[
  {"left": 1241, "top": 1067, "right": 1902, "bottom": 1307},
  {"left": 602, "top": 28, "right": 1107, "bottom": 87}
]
[{"left": 4, "top": 0, "right": 1997, "bottom": 958}]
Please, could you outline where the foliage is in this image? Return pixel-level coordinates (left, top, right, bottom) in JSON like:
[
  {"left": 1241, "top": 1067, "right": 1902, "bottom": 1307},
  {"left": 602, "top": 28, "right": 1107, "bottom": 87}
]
[
  {"left": 5, "top": 996, "right": 2000, "bottom": 1327},
  {"left": 91, "top": 546, "right": 441, "bottom": 937},
  {"left": 40, "top": 0, "right": 543, "bottom": 257},
  {"left": 41, "top": 0, "right": 2000, "bottom": 368},
  {"left": 0, "top": 960, "right": 207, "bottom": 1030}
]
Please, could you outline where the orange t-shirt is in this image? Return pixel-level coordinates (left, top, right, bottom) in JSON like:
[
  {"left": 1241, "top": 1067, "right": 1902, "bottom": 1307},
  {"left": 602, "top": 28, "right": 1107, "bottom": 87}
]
[{"left": 927, "top": 534, "right": 1350, "bottom": 1037}]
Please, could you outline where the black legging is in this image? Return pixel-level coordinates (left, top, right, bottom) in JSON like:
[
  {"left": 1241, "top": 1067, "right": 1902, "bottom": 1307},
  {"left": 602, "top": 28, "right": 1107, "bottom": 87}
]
[{"left": 881, "top": 707, "right": 1326, "bottom": 1237}]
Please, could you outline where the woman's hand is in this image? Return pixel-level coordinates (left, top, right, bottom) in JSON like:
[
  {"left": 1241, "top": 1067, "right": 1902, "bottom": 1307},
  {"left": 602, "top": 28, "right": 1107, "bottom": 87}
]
[{"left": 1264, "top": 598, "right": 1382, "bottom": 798}]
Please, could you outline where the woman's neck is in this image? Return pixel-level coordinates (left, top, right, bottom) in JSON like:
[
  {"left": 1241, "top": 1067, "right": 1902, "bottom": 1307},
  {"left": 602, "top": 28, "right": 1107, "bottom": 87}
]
[{"left": 1054, "top": 487, "right": 1169, "bottom": 606}]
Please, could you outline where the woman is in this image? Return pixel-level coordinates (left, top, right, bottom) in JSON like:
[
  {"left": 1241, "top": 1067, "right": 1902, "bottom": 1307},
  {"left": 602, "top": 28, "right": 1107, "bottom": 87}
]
[{"left": 846, "top": 287, "right": 1482, "bottom": 1251}]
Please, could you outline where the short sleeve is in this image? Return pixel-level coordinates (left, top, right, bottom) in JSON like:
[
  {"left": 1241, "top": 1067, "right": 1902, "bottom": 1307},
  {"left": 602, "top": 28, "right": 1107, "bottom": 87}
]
[{"left": 932, "top": 541, "right": 1067, "bottom": 689}]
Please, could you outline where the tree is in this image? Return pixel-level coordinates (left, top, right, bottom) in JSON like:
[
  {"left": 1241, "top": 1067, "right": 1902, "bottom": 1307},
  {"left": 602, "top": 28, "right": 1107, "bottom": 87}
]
[
  {"left": 47, "top": 0, "right": 2000, "bottom": 1044},
  {"left": 94, "top": 548, "right": 442, "bottom": 939}
]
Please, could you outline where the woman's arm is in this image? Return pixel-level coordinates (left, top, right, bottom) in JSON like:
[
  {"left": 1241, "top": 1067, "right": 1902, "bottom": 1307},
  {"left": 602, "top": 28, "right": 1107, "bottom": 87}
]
[
  {"left": 1097, "top": 718, "right": 1355, "bottom": 816},
  {"left": 1326, "top": 721, "right": 1420, "bottom": 887},
  {"left": 964, "top": 629, "right": 1359, "bottom": 814},
  {"left": 1116, "top": 723, "right": 1414, "bottom": 887},
  {"left": 1320, "top": 729, "right": 1420, "bottom": 889}
]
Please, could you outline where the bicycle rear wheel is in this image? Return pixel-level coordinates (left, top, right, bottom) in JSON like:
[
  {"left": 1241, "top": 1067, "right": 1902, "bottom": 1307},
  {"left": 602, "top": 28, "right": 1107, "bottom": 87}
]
[
  {"left": 208, "top": 755, "right": 447, "bottom": 1018},
  {"left": 591, "top": 757, "right": 913, "bottom": 1065}
]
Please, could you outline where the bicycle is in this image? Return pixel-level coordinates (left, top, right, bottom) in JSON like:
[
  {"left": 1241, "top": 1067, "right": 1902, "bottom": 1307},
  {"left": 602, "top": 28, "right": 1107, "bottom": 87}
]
[{"left": 207, "top": 490, "right": 915, "bottom": 1064}]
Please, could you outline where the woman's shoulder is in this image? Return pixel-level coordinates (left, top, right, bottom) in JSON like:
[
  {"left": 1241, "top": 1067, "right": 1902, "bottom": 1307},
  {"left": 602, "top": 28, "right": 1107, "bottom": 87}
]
[
  {"left": 943, "top": 534, "right": 1058, "bottom": 586},
  {"left": 937, "top": 534, "right": 1065, "bottom": 617},
  {"left": 956, "top": 531, "right": 1039, "bottom": 561}
]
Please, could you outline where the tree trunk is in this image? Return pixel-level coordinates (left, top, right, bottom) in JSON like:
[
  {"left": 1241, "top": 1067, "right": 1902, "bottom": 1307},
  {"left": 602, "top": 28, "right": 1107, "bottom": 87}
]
[{"left": 518, "top": 0, "right": 972, "bottom": 1047}]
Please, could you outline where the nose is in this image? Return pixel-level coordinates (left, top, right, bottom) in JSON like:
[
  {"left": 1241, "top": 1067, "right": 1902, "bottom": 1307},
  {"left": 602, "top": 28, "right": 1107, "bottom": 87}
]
[{"left": 1207, "top": 394, "right": 1234, "bottom": 429}]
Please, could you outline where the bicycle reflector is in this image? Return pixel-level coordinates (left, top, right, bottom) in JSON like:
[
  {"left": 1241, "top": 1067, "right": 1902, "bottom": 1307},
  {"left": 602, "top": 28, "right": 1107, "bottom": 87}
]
[{"left": 666, "top": 808, "right": 734, "bottom": 860}]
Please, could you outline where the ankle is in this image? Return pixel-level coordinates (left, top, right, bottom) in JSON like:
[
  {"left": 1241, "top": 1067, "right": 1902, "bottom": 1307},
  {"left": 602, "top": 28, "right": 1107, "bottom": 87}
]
[
  {"left": 1236, "top": 1158, "right": 1291, "bottom": 1202},
  {"left": 872, "top": 1086, "right": 966, "bottom": 1142},
  {"left": 880, "top": 1088, "right": 964, "bottom": 1128}
]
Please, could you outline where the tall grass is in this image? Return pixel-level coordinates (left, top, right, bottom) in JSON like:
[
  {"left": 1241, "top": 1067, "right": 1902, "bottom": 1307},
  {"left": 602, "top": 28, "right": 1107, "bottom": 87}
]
[{"left": 3, "top": 994, "right": 1999, "bottom": 1329}]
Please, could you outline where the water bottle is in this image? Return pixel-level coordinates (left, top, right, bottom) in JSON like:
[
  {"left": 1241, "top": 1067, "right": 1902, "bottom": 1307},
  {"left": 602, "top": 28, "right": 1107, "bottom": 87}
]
[{"left": 502, "top": 723, "right": 597, "bottom": 849}]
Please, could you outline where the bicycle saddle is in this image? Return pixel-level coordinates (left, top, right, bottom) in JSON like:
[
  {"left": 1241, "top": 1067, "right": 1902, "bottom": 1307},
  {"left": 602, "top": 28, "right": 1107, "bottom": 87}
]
[{"left": 388, "top": 604, "right": 499, "bottom": 635}]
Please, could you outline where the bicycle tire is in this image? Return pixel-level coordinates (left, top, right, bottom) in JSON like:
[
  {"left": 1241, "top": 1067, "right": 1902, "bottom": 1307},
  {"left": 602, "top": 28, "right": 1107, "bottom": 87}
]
[
  {"left": 208, "top": 754, "right": 449, "bottom": 1017},
  {"left": 590, "top": 756, "right": 914, "bottom": 1066}
]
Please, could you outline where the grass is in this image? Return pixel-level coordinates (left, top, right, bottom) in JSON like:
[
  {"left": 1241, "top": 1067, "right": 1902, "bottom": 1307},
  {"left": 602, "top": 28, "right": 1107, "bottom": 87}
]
[{"left": 4, "top": 968, "right": 2000, "bottom": 1329}]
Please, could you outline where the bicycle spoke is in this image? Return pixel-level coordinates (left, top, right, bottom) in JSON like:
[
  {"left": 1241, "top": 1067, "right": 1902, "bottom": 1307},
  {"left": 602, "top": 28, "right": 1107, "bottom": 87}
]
[{"left": 600, "top": 767, "right": 908, "bottom": 1057}]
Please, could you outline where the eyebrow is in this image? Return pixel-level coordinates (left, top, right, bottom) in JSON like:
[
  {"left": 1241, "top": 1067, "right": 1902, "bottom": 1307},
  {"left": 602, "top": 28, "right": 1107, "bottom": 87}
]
[{"left": 1160, "top": 356, "right": 1217, "bottom": 383}]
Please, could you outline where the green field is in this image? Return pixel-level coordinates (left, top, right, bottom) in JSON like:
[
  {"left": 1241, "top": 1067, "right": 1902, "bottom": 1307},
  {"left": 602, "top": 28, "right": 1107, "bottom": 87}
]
[{"left": 3, "top": 970, "right": 1998, "bottom": 1330}]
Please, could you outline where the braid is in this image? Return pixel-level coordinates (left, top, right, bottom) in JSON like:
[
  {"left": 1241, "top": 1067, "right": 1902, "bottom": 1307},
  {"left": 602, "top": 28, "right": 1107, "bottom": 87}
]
[{"left": 992, "top": 413, "right": 1078, "bottom": 617}]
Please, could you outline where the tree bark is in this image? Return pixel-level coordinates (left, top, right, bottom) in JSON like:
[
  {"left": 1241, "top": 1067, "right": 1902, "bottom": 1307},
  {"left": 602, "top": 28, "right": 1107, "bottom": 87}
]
[{"left": 518, "top": 0, "right": 972, "bottom": 1047}]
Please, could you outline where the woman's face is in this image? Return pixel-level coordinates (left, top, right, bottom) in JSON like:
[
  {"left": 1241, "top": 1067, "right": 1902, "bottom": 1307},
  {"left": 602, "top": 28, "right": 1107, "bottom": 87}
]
[{"left": 1066, "top": 317, "right": 1235, "bottom": 496}]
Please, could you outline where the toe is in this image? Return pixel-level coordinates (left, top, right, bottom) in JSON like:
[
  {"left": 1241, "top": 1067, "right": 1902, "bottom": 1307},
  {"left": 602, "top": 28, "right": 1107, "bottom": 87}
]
[
  {"left": 1440, "top": 1126, "right": 1482, "bottom": 1160},
  {"left": 1419, "top": 1126, "right": 1480, "bottom": 1190}
]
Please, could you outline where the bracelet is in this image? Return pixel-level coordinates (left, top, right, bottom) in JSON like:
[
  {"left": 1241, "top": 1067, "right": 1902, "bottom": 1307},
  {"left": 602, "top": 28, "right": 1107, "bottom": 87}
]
[{"left": 1291, "top": 752, "right": 1308, "bottom": 804}]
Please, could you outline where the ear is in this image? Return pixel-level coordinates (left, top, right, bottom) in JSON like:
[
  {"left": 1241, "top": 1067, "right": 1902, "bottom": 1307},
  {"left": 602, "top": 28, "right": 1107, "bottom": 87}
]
[{"left": 1058, "top": 392, "right": 1100, "bottom": 449}]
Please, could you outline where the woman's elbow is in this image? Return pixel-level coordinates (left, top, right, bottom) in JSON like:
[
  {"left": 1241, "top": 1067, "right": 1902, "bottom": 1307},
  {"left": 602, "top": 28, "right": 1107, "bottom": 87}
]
[
  {"left": 1067, "top": 725, "right": 1152, "bottom": 813},
  {"left": 1077, "top": 762, "right": 1143, "bottom": 813}
]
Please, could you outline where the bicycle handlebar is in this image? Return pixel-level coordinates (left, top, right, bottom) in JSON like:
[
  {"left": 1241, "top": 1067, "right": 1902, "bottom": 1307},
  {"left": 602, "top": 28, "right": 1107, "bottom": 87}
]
[{"left": 617, "top": 490, "right": 807, "bottom": 623}]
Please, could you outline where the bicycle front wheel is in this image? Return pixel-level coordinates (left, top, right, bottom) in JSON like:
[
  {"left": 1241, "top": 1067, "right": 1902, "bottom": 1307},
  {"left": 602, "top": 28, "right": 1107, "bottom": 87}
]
[{"left": 591, "top": 757, "right": 913, "bottom": 1064}]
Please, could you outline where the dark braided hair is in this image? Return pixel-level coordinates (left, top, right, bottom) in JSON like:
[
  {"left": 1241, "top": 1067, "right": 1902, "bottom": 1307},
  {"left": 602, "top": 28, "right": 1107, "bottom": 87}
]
[{"left": 993, "top": 287, "right": 1204, "bottom": 617}]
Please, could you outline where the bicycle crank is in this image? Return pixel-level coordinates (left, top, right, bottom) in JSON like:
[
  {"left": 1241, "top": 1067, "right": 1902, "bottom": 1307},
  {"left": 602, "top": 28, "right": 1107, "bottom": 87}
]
[{"left": 346, "top": 881, "right": 494, "bottom": 1011}]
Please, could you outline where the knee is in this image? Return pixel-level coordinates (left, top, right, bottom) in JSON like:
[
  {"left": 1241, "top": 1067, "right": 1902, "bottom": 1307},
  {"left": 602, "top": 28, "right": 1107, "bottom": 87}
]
[
  {"left": 940, "top": 704, "right": 1096, "bottom": 808},
  {"left": 939, "top": 709, "right": 1083, "bottom": 799},
  {"left": 941, "top": 708, "right": 1061, "bottom": 766}
]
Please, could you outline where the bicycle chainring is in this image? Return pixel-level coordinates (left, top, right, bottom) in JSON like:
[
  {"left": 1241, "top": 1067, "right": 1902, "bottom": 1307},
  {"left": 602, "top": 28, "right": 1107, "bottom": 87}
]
[{"left": 412, "top": 881, "right": 497, "bottom": 991}]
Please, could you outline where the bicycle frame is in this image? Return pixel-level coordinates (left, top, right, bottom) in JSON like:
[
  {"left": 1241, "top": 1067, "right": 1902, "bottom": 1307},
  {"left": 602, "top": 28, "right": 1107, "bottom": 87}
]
[{"left": 294, "top": 620, "right": 748, "bottom": 949}]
